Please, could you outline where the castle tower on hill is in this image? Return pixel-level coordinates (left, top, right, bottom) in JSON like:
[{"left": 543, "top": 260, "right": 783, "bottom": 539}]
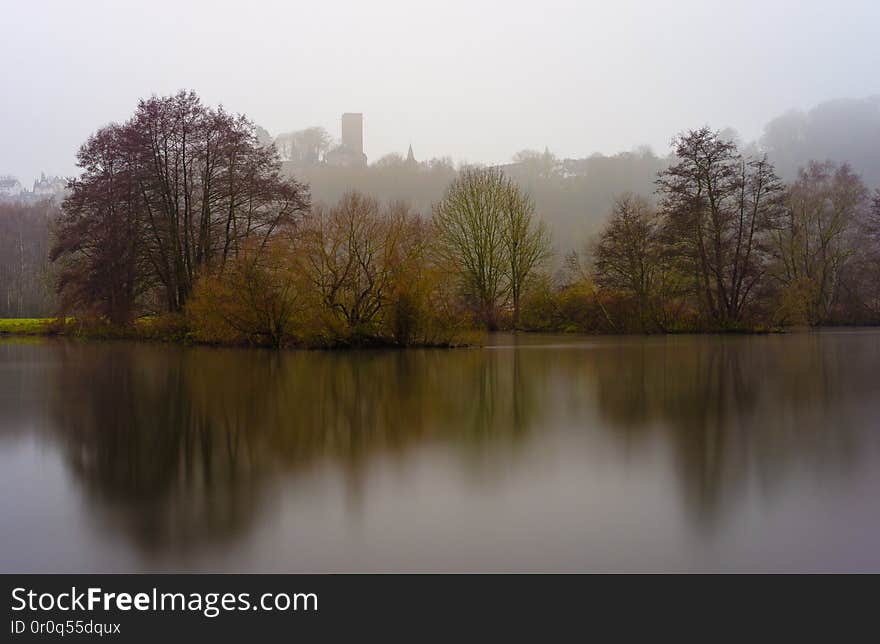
[
  {"left": 341, "top": 113, "right": 363, "bottom": 157},
  {"left": 326, "top": 113, "right": 367, "bottom": 167}
]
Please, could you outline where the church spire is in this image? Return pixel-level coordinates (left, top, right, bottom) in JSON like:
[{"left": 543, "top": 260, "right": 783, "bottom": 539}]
[{"left": 406, "top": 143, "right": 416, "bottom": 164}]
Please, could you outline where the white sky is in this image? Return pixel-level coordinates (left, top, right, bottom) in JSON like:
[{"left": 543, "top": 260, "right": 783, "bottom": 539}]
[{"left": 2, "top": 0, "right": 879, "bottom": 181}]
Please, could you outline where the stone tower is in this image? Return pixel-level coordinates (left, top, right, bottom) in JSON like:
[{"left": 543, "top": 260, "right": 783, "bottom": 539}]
[{"left": 341, "top": 113, "right": 364, "bottom": 158}]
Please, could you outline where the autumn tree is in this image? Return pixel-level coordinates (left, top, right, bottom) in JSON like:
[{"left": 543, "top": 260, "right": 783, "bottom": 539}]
[
  {"left": 295, "top": 192, "right": 422, "bottom": 343},
  {"left": 593, "top": 194, "right": 667, "bottom": 331},
  {"left": 501, "top": 184, "right": 551, "bottom": 328},
  {"left": 132, "top": 91, "right": 309, "bottom": 311},
  {"left": 52, "top": 125, "right": 149, "bottom": 324},
  {"left": 432, "top": 167, "right": 507, "bottom": 328},
  {"left": 188, "top": 239, "right": 302, "bottom": 347},
  {"left": 768, "top": 161, "right": 869, "bottom": 324},
  {"left": 657, "top": 128, "right": 784, "bottom": 327},
  {"left": 51, "top": 90, "right": 309, "bottom": 322},
  {"left": 433, "top": 167, "right": 547, "bottom": 329}
]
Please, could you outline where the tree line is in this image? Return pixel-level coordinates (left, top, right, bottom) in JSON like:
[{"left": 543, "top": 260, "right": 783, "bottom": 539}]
[
  {"left": 290, "top": 144, "right": 665, "bottom": 249},
  {"left": 571, "top": 128, "right": 880, "bottom": 332},
  {"left": 10, "top": 91, "right": 880, "bottom": 344},
  {"left": 187, "top": 169, "right": 551, "bottom": 346}
]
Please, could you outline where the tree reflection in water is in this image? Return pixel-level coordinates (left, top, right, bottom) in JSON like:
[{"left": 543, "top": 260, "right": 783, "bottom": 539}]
[{"left": 27, "top": 331, "right": 880, "bottom": 558}]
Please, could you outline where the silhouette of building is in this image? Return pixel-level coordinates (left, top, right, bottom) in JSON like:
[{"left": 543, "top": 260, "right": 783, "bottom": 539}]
[
  {"left": 326, "top": 112, "right": 367, "bottom": 167},
  {"left": 341, "top": 113, "right": 363, "bottom": 155},
  {"left": 406, "top": 144, "right": 416, "bottom": 165},
  {"left": 32, "top": 172, "right": 66, "bottom": 197},
  {"left": 0, "top": 173, "right": 67, "bottom": 203}
]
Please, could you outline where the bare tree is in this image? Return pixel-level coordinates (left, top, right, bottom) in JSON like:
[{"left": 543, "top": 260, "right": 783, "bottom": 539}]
[
  {"left": 52, "top": 90, "right": 310, "bottom": 321},
  {"left": 768, "top": 160, "right": 869, "bottom": 324},
  {"left": 863, "top": 189, "right": 880, "bottom": 318},
  {"left": 593, "top": 194, "right": 664, "bottom": 331},
  {"left": 657, "top": 127, "right": 784, "bottom": 326},
  {"left": 52, "top": 125, "right": 148, "bottom": 324},
  {"left": 133, "top": 92, "right": 308, "bottom": 310},
  {"left": 275, "top": 126, "right": 332, "bottom": 165},
  {"left": 432, "top": 167, "right": 509, "bottom": 329},
  {"left": 502, "top": 185, "right": 550, "bottom": 328},
  {"left": 511, "top": 148, "right": 561, "bottom": 179},
  {"left": 0, "top": 201, "right": 57, "bottom": 317},
  {"left": 296, "top": 192, "right": 419, "bottom": 341}
]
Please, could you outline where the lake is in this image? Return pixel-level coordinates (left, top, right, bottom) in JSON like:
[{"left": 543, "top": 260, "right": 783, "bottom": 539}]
[{"left": 1, "top": 331, "right": 879, "bottom": 572}]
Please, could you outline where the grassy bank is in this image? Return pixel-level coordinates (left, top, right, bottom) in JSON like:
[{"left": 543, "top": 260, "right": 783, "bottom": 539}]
[
  {"left": 0, "top": 315, "right": 786, "bottom": 348},
  {"left": 0, "top": 318, "right": 63, "bottom": 335},
  {"left": 1, "top": 317, "right": 178, "bottom": 339},
  {"left": 0, "top": 316, "right": 480, "bottom": 349}
]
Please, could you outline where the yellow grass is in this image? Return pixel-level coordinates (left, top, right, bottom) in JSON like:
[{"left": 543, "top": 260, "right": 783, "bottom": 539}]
[{"left": 0, "top": 318, "right": 60, "bottom": 335}]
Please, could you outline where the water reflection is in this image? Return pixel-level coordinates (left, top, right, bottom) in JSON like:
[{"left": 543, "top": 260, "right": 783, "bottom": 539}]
[
  {"left": 1, "top": 331, "right": 879, "bottom": 570},
  {"left": 40, "top": 342, "right": 543, "bottom": 552},
  {"left": 584, "top": 335, "right": 877, "bottom": 526}
]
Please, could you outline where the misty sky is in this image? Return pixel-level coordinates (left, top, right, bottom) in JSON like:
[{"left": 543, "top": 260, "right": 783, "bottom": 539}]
[{"left": 2, "top": 0, "right": 879, "bottom": 182}]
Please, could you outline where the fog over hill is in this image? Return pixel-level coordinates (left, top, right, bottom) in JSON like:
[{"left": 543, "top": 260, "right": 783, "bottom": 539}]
[
  {"left": 263, "top": 95, "right": 880, "bottom": 249},
  {"left": 2, "top": 1, "right": 879, "bottom": 254},
  {"left": 2, "top": 94, "right": 878, "bottom": 255},
  {"left": 3, "top": 1, "right": 879, "bottom": 177},
  {"left": 760, "top": 96, "right": 880, "bottom": 186},
  {"left": 1, "top": 1, "right": 879, "bottom": 329}
]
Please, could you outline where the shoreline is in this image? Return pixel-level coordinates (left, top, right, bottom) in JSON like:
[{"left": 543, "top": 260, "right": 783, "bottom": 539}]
[
  {"left": 6, "top": 317, "right": 872, "bottom": 350},
  {"left": 0, "top": 317, "right": 479, "bottom": 350}
]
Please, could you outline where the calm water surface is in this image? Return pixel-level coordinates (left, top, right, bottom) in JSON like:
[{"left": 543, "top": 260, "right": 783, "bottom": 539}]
[{"left": 1, "top": 331, "right": 879, "bottom": 572}]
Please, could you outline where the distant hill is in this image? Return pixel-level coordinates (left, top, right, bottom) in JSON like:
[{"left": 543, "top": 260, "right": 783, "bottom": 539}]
[
  {"left": 282, "top": 148, "right": 670, "bottom": 251},
  {"left": 270, "top": 95, "right": 880, "bottom": 251},
  {"left": 760, "top": 96, "right": 880, "bottom": 188}
]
